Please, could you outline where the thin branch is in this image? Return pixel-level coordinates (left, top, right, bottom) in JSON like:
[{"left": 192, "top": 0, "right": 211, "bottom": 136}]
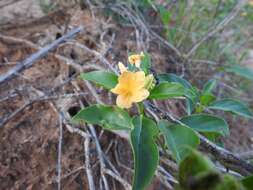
[
  {"left": 104, "top": 169, "right": 131, "bottom": 190},
  {"left": 60, "top": 166, "right": 85, "bottom": 180},
  {"left": 66, "top": 41, "right": 118, "bottom": 74},
  {"left": 215, "top": 165, "right": 242, "bottom": 178},
  {"left": 200, "top": 135, "right": 253, "bottom": 176},
  {"left": 0, "top": 99, "right": 31, "bottom": 127},
  {"left": 0, "top": 33, "right": 87, "bottom": 71},
  {"left": 88, "top": 124, "right": 110, "bottom": 190},
  {"left": 64, "top": 121, "right": 90, "bottom": 139},
  {"left": 109, "top": 3, "right": 183, "bottom": 58},
  {"left": 84, "top": 137, "right": 95, "bottom": 190},
  {"left": 0, "top": 0, "right": 22, "bottom": 9},
  {"left": 0, "top": 26, "right": 83, "bottom": 83},
  {"left": 238, "top": 151, "right": 253, "bottom": 160},
  {"left": 158, "top": 166, "right": 178, "bottom": 184},
  {"left": 57, "top": 114, "right": 63, "bottom": 190}
]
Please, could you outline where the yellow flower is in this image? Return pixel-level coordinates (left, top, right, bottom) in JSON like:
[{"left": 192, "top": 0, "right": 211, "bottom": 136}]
[
  {"left": 128, "top": 52, "right": 145, "bottom": 68},
  {"left": 111, "top": 71, "right": 149, "bottom": 109},
  {"left": 241, "top": 12, "right": 247, "bottom": 17},
  {"left": 250, "top": 0, "right": 253, "bottom": 6}
]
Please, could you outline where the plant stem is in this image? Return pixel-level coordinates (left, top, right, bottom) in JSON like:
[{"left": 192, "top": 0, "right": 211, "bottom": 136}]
[{"left": 137, "top": 103, "right": 144, "bottom": 115}]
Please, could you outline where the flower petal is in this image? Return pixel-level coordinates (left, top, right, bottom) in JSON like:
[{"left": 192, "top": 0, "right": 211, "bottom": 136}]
[
  {"left": 128, "top": 54, "right": 143, "bottom": 68},
  {"left": 128, "top": 55, "right": 136, "bottom": 64},
  {"left": 118, "top": 62, "right": 127, "bottom": 74},
  {"left": 111, "top": 84, "right": 124, "bottom": 94},
  {"left": 132, "top": 89, "right": 150, "bottom": 102},
  {"left": 118, "top": 72, "right": 133, "bottom": 85},
  {"left": 134, "top": 71, "right": 146, "bottom": 88},
  {"left": 116, "top": 95, "right": 133, "bottom": 109},
  {"left": 135, "top": 60, "right": 141, "bottom": 68}
]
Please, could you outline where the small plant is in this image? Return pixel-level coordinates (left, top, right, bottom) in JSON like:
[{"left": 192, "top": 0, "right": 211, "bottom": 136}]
[
  {"left": 73, "top": 52, "right": 253, "bottom": 190},
  {"left": 178, "top": 150, "right": 253, "bottom": 190}
]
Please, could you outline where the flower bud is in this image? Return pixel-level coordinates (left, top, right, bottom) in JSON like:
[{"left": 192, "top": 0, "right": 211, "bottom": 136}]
[{"left": 144, "top": 74, "right": 155, "bottom": 90}]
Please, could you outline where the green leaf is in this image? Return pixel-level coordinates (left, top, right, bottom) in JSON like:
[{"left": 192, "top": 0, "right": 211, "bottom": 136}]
[
  {"left": 186, "top": 98, "right": 195, "bottom": 115},
  {"left": 209, "top": 99, "right": 253, "bottom": 119},
  {"left": 202, "top": 79, "right": 217, "bottom": 94},
  {"left": 203, "top": 132, "right": 221, "bottom": 144},
  {"left": 215, "top": 174, "right": 243, "bottom": 190},
  {"left": 241, "top": 175, "right": 253, "bottom": 190},
  {"left": 200, "top": 93, "right": 216, "bottom": 106},
  {"left": 80, "top": 71, "right": 118, "bottom": 89},
  {"left": 158, "top": 73, "right": 193, "bottom": 90},
  {"left": 226, "top": 65, "right": 253, "bottom": 81},
  {"left": 158, "top": 73, "right": 198, "bottom": 113},
  {"left": 180, "top": 114, "right": 229, "bottom": 136},
  {"left": 179, "top": 150, "right": 217, "bottom": 189},
  {"left": 72, "top": 105, "right": 132, "bottom": 130},
  {"left": 149, "top": 82, "right": 186, "bottom": 100},
  {"left": 179, "top": 151, "right": 243, "bottom": 190},
  {"left": 131, "top": 116, "right": 159, "bottom": 190},
  {"left": 158, "top": 120, "right": 200, "bottom": 163},
  {"left": 158, "top": 6, "right": 171, "bottom": 25},
  {"left": 140, "top": 52, "right": 151, "bottom": 74}
]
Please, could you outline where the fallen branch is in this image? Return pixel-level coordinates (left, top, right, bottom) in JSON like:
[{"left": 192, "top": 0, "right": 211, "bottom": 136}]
[
  {"left": 0, "top": 0, "right": 22, "bottom": 9},
  {"left": 238, "top": 151, "right": 253, "bottom": 160},
  {"left": 84, "top": 136, "right": 96, "bottom": 190},
  {"left": 200, "top": 136, "right": 253, "bottom": 176},
  {"left": 0, "top": 26, "right": 83, "bottom": 84},
  {"left": 57, "top": 114, "right": 63, "bottom": 190}
]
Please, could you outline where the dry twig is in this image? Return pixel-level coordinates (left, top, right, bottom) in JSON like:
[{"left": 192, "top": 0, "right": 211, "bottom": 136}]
[
  {"left": 239, "top": 151, "right": 253, "bottom": 160},
  {"left": 0, "top": 26, "right": 83, "bottom": 83},
  {"left": 57, "top": 114, "right": 63, "bottom": 190},
  {"left": 84, "top": 137, "right": 95, "bottom": 190}
]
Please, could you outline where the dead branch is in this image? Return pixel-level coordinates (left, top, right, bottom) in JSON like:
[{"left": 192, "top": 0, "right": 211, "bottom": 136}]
[
  {"left": 66, "top": 41, "right": 118, "bottom": 74},
  {"left": 104, "top": 169, "right": 131, "bottom": 190},
  {"left": 0, "top": 26, "right": 83, "bottom": 84},
  {"left": 108, "top": 2, "right": 183, "bottom": 58},
  {"left": 57, "top": 114, "right": 63, "bottom": 190},
  {"left": 84, "top": 137, "right": 96, "bottom": 190},
  {"left": 199, "top": 134, "right": 253, "bottom": 176},
  {"left": 0, "top": 34, "right": 84, "bottom": 71},
  {"left": 238, "top": 151, "right": 253, "bottom": 160},
  {"left": 0, "top": 0, "right": 22, "bottom": 9}
]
